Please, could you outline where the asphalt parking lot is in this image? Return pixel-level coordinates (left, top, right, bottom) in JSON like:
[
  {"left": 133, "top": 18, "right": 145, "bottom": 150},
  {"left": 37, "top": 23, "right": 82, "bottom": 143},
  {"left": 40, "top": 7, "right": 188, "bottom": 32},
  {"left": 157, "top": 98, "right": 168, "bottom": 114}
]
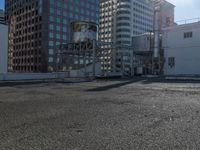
[{"left": 1, "top": 77, "right": 200, "bottom": 150}]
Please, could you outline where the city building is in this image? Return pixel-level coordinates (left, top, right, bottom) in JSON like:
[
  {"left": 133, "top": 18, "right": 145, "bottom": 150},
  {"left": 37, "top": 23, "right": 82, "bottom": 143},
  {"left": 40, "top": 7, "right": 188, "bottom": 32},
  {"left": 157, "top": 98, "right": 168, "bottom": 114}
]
[
  {"left": 0, "top": 9, "right": 5, "bottom": 24},
  {"left": 5, "top": 0, "right": 99, "bottom": 72},
  {"left": 99, "top": 0, "right": 154, "bottom": 45},
  {"left": 131, "top": 0, "right": 175, "bottom": 75},
  {"left": 99, "top": 0, "right": 155, "bottom": 74},
  {"left": 0, "top": 22, "right": 8, "bottom": 74},
  {"left": 163, "top": 21, "right": 200, "bottom": 75},
  {"left": 153, "top": 0, "right": 175, "bottom": 59},
  {"left": 132, "top": 33, "right": 154, "bottom": 75},
  {"left": 56, "top": 21, "right": 100, "bottom": 77}
]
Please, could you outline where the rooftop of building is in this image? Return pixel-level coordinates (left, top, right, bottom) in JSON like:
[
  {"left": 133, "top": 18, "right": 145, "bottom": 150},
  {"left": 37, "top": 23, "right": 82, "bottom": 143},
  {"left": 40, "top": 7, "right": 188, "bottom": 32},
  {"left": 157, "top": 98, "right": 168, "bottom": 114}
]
[
  {"left": 151, "top": 0, "right": 175, "bottom": 7},
  {"left": 163, "top": 18, "right": 200, "bottom": 31},
  {"left": 163, "top": 0, "right": 175, "bottom": 7},
  {"left": 175, "top": 18, "right": 200, "bottom": 25}
]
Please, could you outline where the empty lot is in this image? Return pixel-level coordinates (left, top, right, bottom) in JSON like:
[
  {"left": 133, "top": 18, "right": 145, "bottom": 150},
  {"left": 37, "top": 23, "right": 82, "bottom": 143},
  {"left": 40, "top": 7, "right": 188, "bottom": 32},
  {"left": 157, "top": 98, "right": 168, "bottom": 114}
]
[{"left": 1, "top": 78, "right": 200, "bottom": 150}]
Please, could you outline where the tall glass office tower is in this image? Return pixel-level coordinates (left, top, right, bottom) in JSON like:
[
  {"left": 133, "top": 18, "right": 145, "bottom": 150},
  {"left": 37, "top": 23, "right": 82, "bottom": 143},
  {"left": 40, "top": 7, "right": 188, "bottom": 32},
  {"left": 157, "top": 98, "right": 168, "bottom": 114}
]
[
  {"left": 5, "top": 0, "right": 99, "bottom": 72},
  {"left": 99, "top": 0, "right": 154, "bottom": 73}
]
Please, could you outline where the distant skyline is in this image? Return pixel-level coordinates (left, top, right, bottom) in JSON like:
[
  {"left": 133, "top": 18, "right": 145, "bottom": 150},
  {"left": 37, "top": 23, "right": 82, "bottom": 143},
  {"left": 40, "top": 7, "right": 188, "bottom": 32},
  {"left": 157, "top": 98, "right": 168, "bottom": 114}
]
[{"left": 0, "top": 0, "right": 200, "bottom": 21}]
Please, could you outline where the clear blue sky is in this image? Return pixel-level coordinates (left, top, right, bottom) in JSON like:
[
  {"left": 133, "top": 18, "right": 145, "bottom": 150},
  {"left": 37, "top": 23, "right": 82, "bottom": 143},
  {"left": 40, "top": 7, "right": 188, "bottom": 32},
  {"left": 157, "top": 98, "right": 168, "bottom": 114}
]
[
  {"left": 168, "top": 0, "right": 200, "bottom": 21},
  {"left": 0, "top": 0, "right": 4, "bottom": 10},
  {"left": 0, "top": 0, "right": 199, "bottom": 21}
]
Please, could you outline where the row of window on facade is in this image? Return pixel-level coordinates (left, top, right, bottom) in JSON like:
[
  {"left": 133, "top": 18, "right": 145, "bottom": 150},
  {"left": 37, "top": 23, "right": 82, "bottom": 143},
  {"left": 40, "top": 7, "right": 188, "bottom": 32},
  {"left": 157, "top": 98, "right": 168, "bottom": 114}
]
[{"left": 184, "top": 32, "right": 193, "bottom": 38}]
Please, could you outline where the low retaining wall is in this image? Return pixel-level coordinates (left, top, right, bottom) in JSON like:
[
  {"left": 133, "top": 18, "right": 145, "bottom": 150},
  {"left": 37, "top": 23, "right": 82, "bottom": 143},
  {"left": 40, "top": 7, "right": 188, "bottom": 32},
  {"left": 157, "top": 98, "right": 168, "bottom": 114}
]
[{"left": 0, "top": 72, "right": 69, "bottom": 81}]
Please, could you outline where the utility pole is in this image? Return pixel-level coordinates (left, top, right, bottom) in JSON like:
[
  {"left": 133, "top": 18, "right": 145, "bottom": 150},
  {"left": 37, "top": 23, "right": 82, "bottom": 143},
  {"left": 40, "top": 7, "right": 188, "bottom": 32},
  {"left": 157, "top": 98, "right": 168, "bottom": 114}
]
[
  {"left": 152, "top": 0, "right": 161, "bottom": 75},
  {"left": 92, "top": 40, "right": 96, "bottom": 78}
]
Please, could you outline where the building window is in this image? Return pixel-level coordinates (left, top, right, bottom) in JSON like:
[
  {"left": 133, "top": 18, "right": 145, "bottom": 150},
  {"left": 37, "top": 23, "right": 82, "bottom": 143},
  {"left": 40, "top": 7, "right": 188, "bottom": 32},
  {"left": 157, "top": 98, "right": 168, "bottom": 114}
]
[
  {"left": 49, "top": 49, "right": 54, "bottom": 55},
  {"left": 166, "top": 17, "right": 171, "bottom": 26},
  {"left": 184, "top": 32, "right": 193, "bottom": 38},
  {"left": 49, "top": 32, "right": 54, "bottom": 38},
  {"left": 49, "top": 24, "right": 54, "bottom": 30},
  {"left": 49, "top": 41, "right": 54, "bottom": 46},
  {"left": 48, "top": 57, "right": 54, "bottom": 62},
  {"left": 168, "top": 57, "right": 175, "bottom": 68}
]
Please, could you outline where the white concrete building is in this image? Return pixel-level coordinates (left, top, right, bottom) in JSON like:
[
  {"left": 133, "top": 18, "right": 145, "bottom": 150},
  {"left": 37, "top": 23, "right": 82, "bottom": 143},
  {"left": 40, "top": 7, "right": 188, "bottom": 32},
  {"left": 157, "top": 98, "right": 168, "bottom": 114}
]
[
  {"left": 0, "top": 23, "right": 8, "bottom": 74},
  {"left": 163, "top": 21, "right": 200, "bottom": 75}
]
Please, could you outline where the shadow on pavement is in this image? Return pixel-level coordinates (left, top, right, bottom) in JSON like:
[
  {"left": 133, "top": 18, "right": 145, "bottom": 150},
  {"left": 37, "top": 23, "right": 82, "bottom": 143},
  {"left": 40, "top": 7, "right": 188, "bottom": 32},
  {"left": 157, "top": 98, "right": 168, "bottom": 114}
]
[
  {"left": 87, "top": 78, "right": 146, "bottom": 92},
  {"left": 87, "top": 76, "right": 200, "bottom": 92}
]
